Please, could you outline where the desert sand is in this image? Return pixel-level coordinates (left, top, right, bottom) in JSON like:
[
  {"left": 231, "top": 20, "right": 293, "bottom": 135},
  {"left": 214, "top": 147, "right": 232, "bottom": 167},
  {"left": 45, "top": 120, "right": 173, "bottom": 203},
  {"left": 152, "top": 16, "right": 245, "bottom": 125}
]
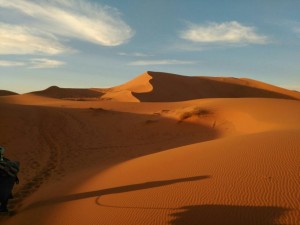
[
  {"left": 0, "top": 71, "right": 299, "bottom": 225},
  {"left": 0, "top": 90, "right": 18, "bottom": 97}
]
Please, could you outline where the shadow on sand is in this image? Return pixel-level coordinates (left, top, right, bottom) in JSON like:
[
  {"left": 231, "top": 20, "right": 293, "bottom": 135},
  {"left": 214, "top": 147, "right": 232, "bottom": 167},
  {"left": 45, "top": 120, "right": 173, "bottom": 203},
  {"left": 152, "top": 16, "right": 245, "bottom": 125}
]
[
  {"left": 134, "top": 72, "right": 298, "bottom": 102},
  {"left": 25, "top": 175, "right": 210, "bottom": 210},
  {"left": 170, "top": 204, "right": 289, "bottom": 225}
]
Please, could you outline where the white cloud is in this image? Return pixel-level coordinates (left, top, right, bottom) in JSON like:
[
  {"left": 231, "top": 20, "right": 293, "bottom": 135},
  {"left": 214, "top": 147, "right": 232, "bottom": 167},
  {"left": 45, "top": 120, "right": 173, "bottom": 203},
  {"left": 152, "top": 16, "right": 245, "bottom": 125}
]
[
  {"left": 281, "top": 84, "right": 300, "bottom": 91},
  {"left": 128, "top": 59, "right": 196, "bottom": 66},
  {"left": 0, "top": 60, "right": 25, "bottom": 67},
  {"left": 118, "top": 52, "right": 153, "bottom": 57},
  {"left": 29, "top": 58, "right": 65, "bottom": 69},
  {"left": 0, "top": 23, "right": 71, "bottom": 55},
  {"left": 180, "top": 21, "right": 269, "bottom": 44},
  {"left": 0, "top": 58, "right": 65, "bottom": 68},
  {"left": 0, "top": 0, "right": 134, "bottom": 47}
]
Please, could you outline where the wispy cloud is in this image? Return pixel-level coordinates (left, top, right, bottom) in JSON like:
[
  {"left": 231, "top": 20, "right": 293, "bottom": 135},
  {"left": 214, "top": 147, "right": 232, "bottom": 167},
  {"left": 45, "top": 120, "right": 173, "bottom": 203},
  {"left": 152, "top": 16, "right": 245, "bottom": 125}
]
[
  {"left": 0, "top": 60, "right": 25, "bottom": 67},
  {"left": 180, "top": 21, "right": 269, "bottom": 44},
  {"left": 0, "top": 0, "right": 134, "bottom": 55},
  {"left": 128, "top": 59, "right": 196, "bottom": 66},
  {"left": 0, "top": 23, "right": 71, "bottom": 55},
  {"left": 29, "top": 58, "right": 65, "bottom": 69},
  {"left": 118, "top": 52, "right": 153, "bottom": 57},
  {"left": 0, "top": 58, "right": 65, "bottom": 69}
]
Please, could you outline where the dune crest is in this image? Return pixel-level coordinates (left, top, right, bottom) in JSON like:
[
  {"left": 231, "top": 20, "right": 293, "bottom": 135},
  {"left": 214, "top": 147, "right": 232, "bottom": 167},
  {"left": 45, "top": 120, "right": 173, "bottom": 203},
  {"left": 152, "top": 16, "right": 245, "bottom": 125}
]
[
  {"left": 29, "top": 86, "right": 104, "bottom": 100},
  {"left": 0, "top": 90, "right": 18, "bottom": 96},
  {"left": 99, "top": 72, "right": 153, "bottom": 102},
  {"left": 132, "top": 71, "right": 300, "bottom": 102},
  {"left": 95, "top": 71, "right": 300, "bottom": 102}
]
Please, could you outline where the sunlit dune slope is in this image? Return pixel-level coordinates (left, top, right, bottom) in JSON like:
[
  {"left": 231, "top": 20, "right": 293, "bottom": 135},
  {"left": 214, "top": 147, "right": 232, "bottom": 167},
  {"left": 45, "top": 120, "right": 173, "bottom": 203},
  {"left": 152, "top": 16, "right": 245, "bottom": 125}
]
[
  {"left": 99, "top": 72, "right": 153, "bottom": 102},
  {"left": 1, "top": 97, "right": 299, "bottom": 225},
  {"left": 75, "top": 128, "right": 299, "bottom": 225}
]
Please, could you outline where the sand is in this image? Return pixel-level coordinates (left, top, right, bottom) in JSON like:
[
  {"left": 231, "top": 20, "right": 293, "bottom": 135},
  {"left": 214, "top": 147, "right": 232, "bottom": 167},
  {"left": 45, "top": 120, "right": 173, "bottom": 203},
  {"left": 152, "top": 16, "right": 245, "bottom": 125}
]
[
  {"left": 0, "top": 90, "right": 18, "bottom": 97},
  {"left": 0, "top": 72, "right": 299, "bottom": 225}
]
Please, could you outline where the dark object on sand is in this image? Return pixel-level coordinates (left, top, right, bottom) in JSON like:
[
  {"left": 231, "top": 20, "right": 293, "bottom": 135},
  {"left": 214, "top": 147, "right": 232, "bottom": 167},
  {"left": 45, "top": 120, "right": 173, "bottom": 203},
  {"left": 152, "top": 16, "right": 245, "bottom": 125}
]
[{"left": 0, "top": 147, "right": 20, "bottom": 213}]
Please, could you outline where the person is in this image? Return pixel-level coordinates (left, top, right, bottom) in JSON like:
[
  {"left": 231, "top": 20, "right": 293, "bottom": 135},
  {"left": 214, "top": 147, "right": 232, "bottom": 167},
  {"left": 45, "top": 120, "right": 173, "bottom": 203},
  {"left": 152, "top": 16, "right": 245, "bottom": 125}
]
[{"left": 0, "top": 146, "right": 20, "bottom": 213}]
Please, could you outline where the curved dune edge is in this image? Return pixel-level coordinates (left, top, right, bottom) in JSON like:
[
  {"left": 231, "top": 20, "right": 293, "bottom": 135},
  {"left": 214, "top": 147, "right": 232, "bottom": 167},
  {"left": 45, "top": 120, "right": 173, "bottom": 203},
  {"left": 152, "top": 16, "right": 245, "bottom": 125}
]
[
  {"left": 113, "top": 72, "right": 153, "bottom": 93},
  {"left": 99, "top": 90, "right": 141, "bottom": 102},
  {"left": 1, "top": 98, "right": 299, "bottom": 225},
  {"left": 100, "top": 72, "right": 153, "bottom": 102},
  {"left": 132, "top": 71, "right": 300, "bottom": 102},
  {"left": 105, "top": 71, "right": 300, "bottom": 102}
]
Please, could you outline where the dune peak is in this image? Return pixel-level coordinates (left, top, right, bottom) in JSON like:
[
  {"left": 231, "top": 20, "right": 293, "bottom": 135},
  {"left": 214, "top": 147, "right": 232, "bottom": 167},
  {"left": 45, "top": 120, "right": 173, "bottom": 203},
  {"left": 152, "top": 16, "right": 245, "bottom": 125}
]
[
  {"left": 117, "top": 71, "right": 300, "bottom": 102},
  {"left": 0, "top": 90, "right": 19, "bottom": 96},
  {"left": 28, "top": 86, "right": 103, "bottom": 99}
]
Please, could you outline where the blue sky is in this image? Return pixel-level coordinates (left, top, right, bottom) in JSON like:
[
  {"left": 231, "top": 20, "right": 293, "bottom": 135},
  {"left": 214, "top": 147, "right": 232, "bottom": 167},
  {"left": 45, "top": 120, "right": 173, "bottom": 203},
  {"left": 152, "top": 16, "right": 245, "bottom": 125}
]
[{"left": 0, "top": 0, "right": 300, "bottom": 93}]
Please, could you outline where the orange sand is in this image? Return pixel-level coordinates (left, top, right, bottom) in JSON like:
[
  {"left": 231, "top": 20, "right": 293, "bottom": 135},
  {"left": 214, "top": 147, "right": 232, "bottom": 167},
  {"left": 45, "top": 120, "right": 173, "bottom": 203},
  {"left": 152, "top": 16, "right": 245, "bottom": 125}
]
[
  {"left": 0, "top": 90, "right": 18, "bottom": 96},
  {"left": 0, "top": 72, "right": 299, "bottom": 225}
]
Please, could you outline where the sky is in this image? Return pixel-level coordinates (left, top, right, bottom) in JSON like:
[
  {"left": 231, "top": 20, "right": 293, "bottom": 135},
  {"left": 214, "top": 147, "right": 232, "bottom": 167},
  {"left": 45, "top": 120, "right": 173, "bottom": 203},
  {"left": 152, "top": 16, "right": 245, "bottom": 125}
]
[{"left": 0, "top": 0, "right": 300, "bottom": 93}]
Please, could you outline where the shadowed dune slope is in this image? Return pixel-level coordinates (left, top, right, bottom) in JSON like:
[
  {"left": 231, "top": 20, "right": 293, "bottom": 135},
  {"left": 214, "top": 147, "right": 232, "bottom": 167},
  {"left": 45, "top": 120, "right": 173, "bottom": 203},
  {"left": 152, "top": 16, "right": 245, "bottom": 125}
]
[
  {"left": 0, "top": 97, "right": 299, "bottom": 225},
  {"left": 29, "top": 86, "right": 104, "bottom": 99},
  {"left": 0, "top": 90, "right": 18, "bottom": 96},
  {"left": 107, "top": 71, "right": 300, "bottom": 102}
]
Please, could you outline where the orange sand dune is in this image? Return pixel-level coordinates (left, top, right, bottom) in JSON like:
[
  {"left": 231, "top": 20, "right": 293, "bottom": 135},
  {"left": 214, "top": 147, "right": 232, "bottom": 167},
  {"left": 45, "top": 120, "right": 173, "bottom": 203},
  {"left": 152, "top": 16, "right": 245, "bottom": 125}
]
[
  {"left": 101, "top": 71, "right": 300, "bottom": 102},
  {"left": 100, "top": 72, "right": 153, "bottom": 102},
  {"left": 30, "top": 86, "right": 104, "bottom": 100},
  {"left": 3, "top": 71, "right": 299, "bottom": 102},
  {"left": 0, "top": 73, "right": 300, "bottom": 225},
  {"left": 0, "top": 90, "right": 18, "bottom": 96}
]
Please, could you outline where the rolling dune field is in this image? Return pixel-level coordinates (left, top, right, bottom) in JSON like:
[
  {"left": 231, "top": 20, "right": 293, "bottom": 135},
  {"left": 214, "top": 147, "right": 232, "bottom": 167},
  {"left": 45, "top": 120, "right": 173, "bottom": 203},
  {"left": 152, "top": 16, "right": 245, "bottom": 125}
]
[{"left": 0, "top": 72, "right": 299, "bottom": 225}]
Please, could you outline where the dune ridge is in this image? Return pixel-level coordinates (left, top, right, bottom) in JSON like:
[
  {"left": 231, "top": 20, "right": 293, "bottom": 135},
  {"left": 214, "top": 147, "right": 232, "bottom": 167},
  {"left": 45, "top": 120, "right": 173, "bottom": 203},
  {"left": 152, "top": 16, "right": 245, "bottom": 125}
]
[
  {"left": 0, "top": 72, "right": 299, "bottom": 225},
  {"left": 99, "top": 71, "right": 300, "bottom": 102},
  {"left": 30, "top": 86, "right": 104, "bottom": 100},
  {"left": 0, "top": 90, "right": 18, "bottom": 96},
  {"left": 4, "top": 71, "right": 298, "bottom": 102},
  {"left": 131, "top": 71, "right": 300, "bottom": 102}
]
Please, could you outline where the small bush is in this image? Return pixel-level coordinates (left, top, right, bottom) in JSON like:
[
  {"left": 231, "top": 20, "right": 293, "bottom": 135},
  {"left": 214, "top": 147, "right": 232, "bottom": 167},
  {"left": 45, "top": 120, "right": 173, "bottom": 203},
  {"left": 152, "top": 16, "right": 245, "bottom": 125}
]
[
  {"left": 179, "top": 107, "right": 211, "bottom": 121},
  {"left": 89, "top": 107, "right": 106, "bottom": 112}
]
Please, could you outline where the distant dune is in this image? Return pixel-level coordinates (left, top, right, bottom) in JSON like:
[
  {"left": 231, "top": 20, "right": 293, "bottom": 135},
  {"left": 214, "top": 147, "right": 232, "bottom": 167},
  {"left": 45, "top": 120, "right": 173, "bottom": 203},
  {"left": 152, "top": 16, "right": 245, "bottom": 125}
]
[
  {"left": 2, "top": 71, "right": 299, "bottom": 102},
  {"left": 0, "top": 90, "right": 18, "bottom": 96},
  {"left": 0, "top": 72, "right": 299, "bottom": 225},
  {"left": 30, "top": 86, "right": 104, "bottom": 100},
  {"left": 102, "top": 71, "right": 300, "bottom": 102}
]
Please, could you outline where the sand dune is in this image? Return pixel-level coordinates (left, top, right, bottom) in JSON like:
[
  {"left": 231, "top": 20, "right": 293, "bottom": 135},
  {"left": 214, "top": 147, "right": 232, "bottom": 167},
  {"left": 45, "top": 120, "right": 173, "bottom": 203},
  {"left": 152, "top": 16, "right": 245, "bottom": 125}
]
[
  {"left": 100, "top": 73, "right": 153, "bottom": 102},
  {"left": 0, "top": 73, "right": 300, "bottom": 225},
  {"left": 3, "top": 71, "right": 299, "bottom": 103},
  {"left": 102, "top": 71, "right": 300, "bottom": 102},
  {"left": 0, "top": 90, "right": 18, "bottom": 96},
  {"left": 30, "top": 86, "right": 104, "bottom": 100}
]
